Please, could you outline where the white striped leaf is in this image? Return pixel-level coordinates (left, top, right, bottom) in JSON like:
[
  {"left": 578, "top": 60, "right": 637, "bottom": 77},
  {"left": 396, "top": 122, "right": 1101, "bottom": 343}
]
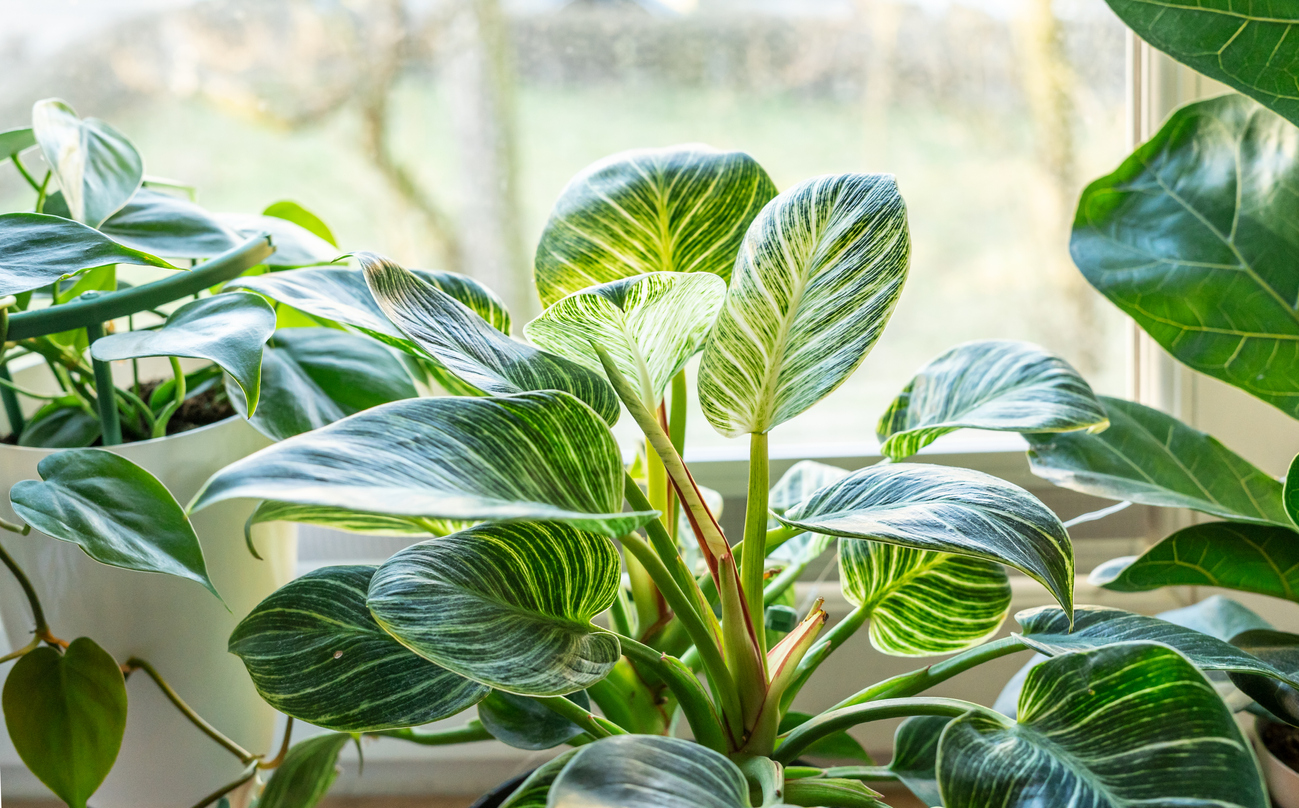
[
  {"left": 888, "top": 716, "right": 947, "bottom": 807},
  {"left": 256, "top": 733, "right": 350, "bottom": 808},
  {"left": 840, "top": 539, "right": 1011, "bottom": 657},
  {"left": 246, "top": 501, "right": 469, "bottom": 542},
  {"left": 191, "top": 392, "right": 657, "bottom": 539},
  {"left": 361, "top": 253, "right": 619, "bottom": 424},
  {"left": 548, "top": 735, "right": 750, "bottom": 808},
  {"left": 767, "top": 460, "right": 849, "bottom": 565},
  {"left": 533, "top": 144, "right": 777, "bottom": 307},
  {"left": 228, "top": 565, "right": 488, "bottom": 731},
  {"left": 699, "top": 173, "right": 910, "bottom": 437},
  {"left": 499, "top": 749, "right": 578, "bottom": 808},
  {"left": 877, "top": 340, "right": 1107, "bottom": 460},
  {"left": 33, "top": 99, "right": 142, "bottom": 226},
  {"left": 778, "top": 462, "right": 1073, "bottom": 614},
  {"left": 366, "top": 522, "right": 621, "bottom": 696},
  {"left": 525, "top": 272, "right": 726, "bottom": 407},
  {"left": 937, "top": 643, "right": 1267, "bottom": 807}
]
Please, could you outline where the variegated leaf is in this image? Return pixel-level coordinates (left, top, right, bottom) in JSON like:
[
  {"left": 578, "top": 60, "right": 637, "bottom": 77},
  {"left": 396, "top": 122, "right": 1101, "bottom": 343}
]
[
  {"left": 361, "top": 253, "right": 619, "bottom": 424},
  {"left": 1287, "top": 452, "right": 1299, "bottom": 528},
  {"left": 840, "top": 539, "right": 1010, "bottom": 657},
  {"left": 888, "top": 716, "right": 947, "bottom": 807},
  {"left": 778, "top": 463, "right": 1073, "bottom": 614},
  {"left": 228, "top": 565, "right": 488, "bottom": 731},
  {"left": 366, "top": 522, "right": 621, "bottom": 696},
  {"left": 877, "top": 339, "right": 1107, "bottom": 460},
  {"left": 256, "top": 733, "right": 350, "bottom": 808},
  {"left": 191, "top": 392, "right": 657, "bottom": 539},
  {"left": 767, "top": 460, "right": 849, "bottom": 565},
  {"left": 699, "top": 173, "right": 910, "bottom": 437},
  {"left": 499, "top": 749, "right": 578, "bottom": 808},
  {"left": 246, "top": 501, "right": 469, "bottom": 540},
  {"left": 33, "top": 99, "right": 142, "bottom": 226},
  {"left": 938, "top": 643, "right": 1267, "bottom": 807},
  {"left": 525, "top": 272, "right": 725, "bottom": 407},
  {"left": 533, "top": 144, "right": 777, "bottom": 307},
  {"left": 548, "top": 735, "right": 750, "bottom": 808}
]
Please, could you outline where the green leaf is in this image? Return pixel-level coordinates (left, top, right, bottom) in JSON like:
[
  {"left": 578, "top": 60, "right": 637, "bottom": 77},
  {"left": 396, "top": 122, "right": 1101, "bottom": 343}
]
[
  {"left": 500, "top": 749, "right": 578, "bottom": 808},
  {"left": 1287, "top": 453, "right": 1299, "bottom": 528},
  {"left": 256, "top": 733, "right": 350, "bottom": 808},
  {"left": 877, "top": 339, "right": 1106, "bottom": 460},
  {"left": 10, "top": 449, "right": 220, "bottom": 599},
  {"left": 2, "top": 637, "right": 127, "bottom": 808},
  {"left": 191, "top": 392, "right": 656, "bottom": 539},
  {"left": 17, "top": 404, "right": 100, "bottom": 448},
  {"left": 1090, "top": 521, "right": 1299, "bottom": 602},
  {"left": 228, "top": 565, "right": 487, "bottom": 731},
  {"left": 549, "top": 734, "right": 750, "bottom": 808},
  {"left": 367, "top": 522, "right": 621, "bottom": 696},
  {"left": 777, "top": 711, "right": 873, "bottom": 763},
  {"left": 218, "top": 213, "right": 338, "bottom": 268},
  {"left": 1028, "top": 395, "right": 1291, "bottom": 526},
  {"left": 778, "top": 462, "right": 1073, "bottom": 614},
  {"left": 477, "top": 690, "right": 590, "bottom": 750},
  {"left": 888, "top": 716, "right": 946, "bottom": 807},
  {"left": 360, "top": 253, "right": 619, "bottom": 424},
  {"left": 840, "top": 538, "right": 1010, "bottom": 657},
  {"left": 1072, "top": 95, "right": 1299, "bottom": 417},
  {"left": 90, "top": 291, "right": 275, "bottom": 415},
  {"left": 1228, "top": 629, "right": 1299, "bottom": 726},
  {"left": 1159, "top": 595, "right": 1272, "bottom": 641},
  {"left": 0, "top": 212, "right": 175, "bottom": 297},
  {"left": 33, "top": 99, "right": 142, "bottom": 227},
  {"left": 534, "top": 144, "right": 777, "bottom": 307},
  {"left": 525, "top": 272, "right": 726, "bottom": 407},
  {"left": 96, "top": 189, "right": 239, "bottom": 258},
  {"left": 263, "top": 200, "right": 337, "bottom": 247},
  {"left": 229, "top": 328, "right": 417, "bottom": 441},
  {"left": 0, "top": 127, "right": 35, "bottom": 161}
]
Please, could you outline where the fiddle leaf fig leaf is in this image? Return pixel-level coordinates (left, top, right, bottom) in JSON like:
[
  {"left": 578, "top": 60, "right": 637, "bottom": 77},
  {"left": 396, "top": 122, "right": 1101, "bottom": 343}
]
[
  {"left": 228, "top": 565, "right": 488, "bottom": 731},
  {"left": 888, "top": 716, "right": 947, "bottom": 807},
  {"left": 1287, "top": 453, "right": 1299, "bottom": 528},
  {"left": 10, "top": 449, "right": 219, "bottom": 600},
  {"left": 191, "top": 392, "right": 655, "bottom": 539},
  {"left": 938, "top": 643, "right": 1267, "bottom": 808},
  {"left": 263, "top": 200, "right": 337, "bottom": 247},
  {"left": 95, "top": 188, "right": 239, "bottom": 258},
  {"left": 477, "top": 690, "right": 591, "bottom": 750},
  {"left": 525, "top": 272, "right": 726, "bottom": 407},
  {"left": 1072, "top": 95, "right": 1299, "bottom": 417},
  {"left": 256, "top": 733, "right": 351, "bottom": 808},
  {"left": 533, "top": 144, "right": 777, "bottom": 307},
  {"left": 549, "top": 734, "right": 750, "bottom": 808},
  {"left": 33, "top": 98, "right": 142, "bottom": 226},
  {"left": 90, "top": 291, "right": 275, "bottom": 415},
  {"left": 367, "top": 522, "right": 622, "bottom": 696},
  {"left": 778, "top": 462, "right": 1073, "bottom": 615},
  {"left": 699, "top": 173, "right": 910, "bottom": 437},
  {"left": 840, "top": 539, "right": 1011, "bottom": 657},
  {"left": 877, "top": 339, "right": 1106, "bottom": 460},
  {"left": 1028, "top": 396, "right": 1291, "bottom": 526},
  {"left": 0, "top": 213, "right": 175, "bottom": 297},
  {"left": 0, "top": 127, "right": 35, "bottom": 161},
  {"left": 2, "top": 637, "right": 127, "bottom": 808},
  {"left": 361, "top": 253, "right": 619, "bottom": 424},
  {"left": 1228, "top": 629, "right": 1299, "bottom": 726}
]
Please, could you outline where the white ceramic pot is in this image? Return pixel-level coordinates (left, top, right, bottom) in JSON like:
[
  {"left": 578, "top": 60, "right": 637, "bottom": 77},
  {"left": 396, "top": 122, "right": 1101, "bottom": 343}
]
[{"left": 0, "top": 416, "right": 296, "bottom": 807}]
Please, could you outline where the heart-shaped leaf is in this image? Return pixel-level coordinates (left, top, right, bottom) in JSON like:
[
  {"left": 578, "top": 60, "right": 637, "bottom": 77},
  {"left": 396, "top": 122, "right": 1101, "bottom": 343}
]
[
  {"left": 263, "top": 200, "right": 337, "bottom": 247},
  {"left": 1028, "top": 396, "right": 1290, "bottom": 526},
  {"left": 0, "top": 127, "right": 35, "bottom": 161},
  {"left": 888, "top": 716, "right": 946, "bottom": 807},
  {"left": 840, "top": 538, "right": 1010, "bottom": 657},
  {"left": 699, "top": 173, "right": 909, "bottom": 437},
  {"left": 95, "top": 189, "right": 239, "bottom": 258},
  {"left": 228, "top": 328, "right": 416, "bottom": 441},
  {"left": 549, "top": 734, "right": 750, "bottom": 808},
  {"left": 368, "top": 522, "right": 621, "bottom": 696},
  {"left": 1229, "top": 629, "right": 1299, "bottom": 725},
  {"left": 525, "top": 272, "right": 726, "bottom": 407},
  {"left": 1072, "top": 95, "right": 1299, "bottom": 417},
  {"left": 0, "top": 213, "right": 175, "bottom": 297},
  {"left": 3, "top": 637, "right": 127, "bottom": 808},
  {"left": 1090, "top": 522, "right": 1299, "bottom": 602},
  {"left": 877, "top": 339, "right": 1106, "bottom": 460},
  {"left": 778, "top": 462, "right": 1073, "bottom": 614},
  {"left": 256, "top": 733, "right": 351, "bottom": 808},
  {"left": 217, "top": 212, "right": 338, "bottom": 268},
  {"left": 90, "top": 291, "right": 275, "bottom": 414},
  {"left": 534, "top": 144, "right": 777, "bottom": 307},
  {"left": 500, "top": 749, "right": 579, "bottom": 808},
  {"left": 477, "top": 690, "right": 591, "bottom": 750},
  {"left": 11, "top": 449, "right": 219, "bottom": 599},
  {"left": 361, "top": 253, "right": 619, "bottom": 423},
  {"left": 938, "top": 642, "right": 1267, "bottom": 808},
  {"left": 33, "top": 99, "right": 142, "bottom": 227},
  {"left": 191, "top": 392, "right": 656, "bottom": 538},
  {"left": 228, "top": 565, "right": 487, "bottom": 731}
]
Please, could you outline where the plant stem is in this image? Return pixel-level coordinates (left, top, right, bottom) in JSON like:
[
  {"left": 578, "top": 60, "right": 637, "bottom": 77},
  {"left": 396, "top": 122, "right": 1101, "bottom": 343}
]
[
  {"left": 669, "top": 369, "right": 687, "bottom": 454},
  {"left": 741, "top": 431, "right": 769, "bottom": 652},
  {"left": 376, "top": 720, "right": 493, "bottom": 745},
  {"left": 608, "top": 587, "right": 634, "bottom": 637},
  {"left": 829, "top": 636, "right": 1028, "bottom": 710},
  {"left": 780, "top": 604, "right": 870, "bottom": 712},
  {"left": 699, "top": 525, "right": 803, "bottom": 606},
  {"left": 0, "top": 540, "right": 65, "bottom": 649},
  {"left": 152, "top": 357, "right": 186, "bottom": 438},
  {"left": 84, "top": 320, "right": 122, "bottom": 445},
  {"left": 10, "top": 153, "right": 41, "bottom": 193},
  {"left": 614, "top": 631, "right": 729, "bottom": 754},
  {"left": 124, "top": 657, "right": 256, "bottom": 764},
  {"left": 764, "top": 560, "right": 809, "bottom": 606},
  {"left": 187, "top": 760, "right": 258, "bottom": 808},
  {"left": 536, "top": 695, "right": 627, "bottom": 738},
  {"left": 774, "top": 697, "right": 1003, "bottom": 764},
  {"left": 0, "top": 374, "right": 65, "bottom": 400},
  {"left": 259, "top": 717, "right": 295, "bottom": 769},
  {"left": 624, "top": 474, "right": 713, "bottom": 624},
  {"left": 822, "top": 765, "right": 898, "bottom": 781}
]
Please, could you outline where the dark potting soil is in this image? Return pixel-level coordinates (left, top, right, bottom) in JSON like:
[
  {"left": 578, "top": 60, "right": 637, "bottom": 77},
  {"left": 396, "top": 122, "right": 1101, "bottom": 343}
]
[
  {"left": 1, "top": 380, "right": 235, "bottom": 445},
  {"left": 1263, "top": 719, "right": 1299, "bottom": 772}
]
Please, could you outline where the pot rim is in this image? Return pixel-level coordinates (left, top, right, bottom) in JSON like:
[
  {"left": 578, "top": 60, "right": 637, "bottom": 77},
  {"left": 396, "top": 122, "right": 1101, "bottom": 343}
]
[{"left": 1, "top": 413, "right": 244, "bottom": 455}]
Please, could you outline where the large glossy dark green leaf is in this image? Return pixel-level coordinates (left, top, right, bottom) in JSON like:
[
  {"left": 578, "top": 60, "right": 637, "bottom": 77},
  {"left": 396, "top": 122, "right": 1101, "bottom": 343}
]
[
  {"left": 33, "top": 99, "right": 141, "bottom": 227},
  {"left": 191, "top": 392, "right": 656, "bottom": 538},
  {"left": 877, "top": 340, "right": 1106, "bottom": 460},
  {"left": 1072, "top": 95, "right": 1299, "bottom": 417},
  {"left": 938, "top": 643, "right": 1267, "bottom": 808},
  {"left": 533, "top": 144, "right": 777, "bottom": 307},
  {"left": 360, "top": 253, "right": 619, "bottom": 424},
  {"left": 1229, "top": 629, "right": 1299, "bottom": 726},
  {"left": 1090, "top": 521, "right": 1299, "bottom": 602},
  {"left": 17, "top": 403, "right": 100, "bottom": 448},
  {"left": 549, "top": 735, "right": 750, "bottom": 808},
  {"left": 367, "top": 522, "right": 621, "bottom": 696},
  {"left": 96, "top": 189, "right": 239, "bottom": 258},
  {"left": 263, "top": 200, "right": 337, "bottom": 247},
  {"left": 477, "top": 690, "right": 590, "bottom": 750},
  {"left": 0, "top": 213, "right": 175, "bottom": 297},
  {"left": 10, "top": 449, "right": 219, "bottom": 599},
  {"left": 228, "top": 565, "right": 487, "bottom": 731},
  {"left": 2, "top": 637, "right": 127, "bottom": 808},
  {"left": 91, "top": 291, "right": 275, "bottom": 414},
  {"left": 1028, "top": 396, "right": 1291, "bottom": 526},
  {"left": 0, "top": 127, "right": 35, "bottom": 161},
  {"left": 256, "top": 733, "right": 350, "bottom": 808},
  {"left": 699, "top": 173, "right": 910, "bottom": 437},
  {"left": 778, "top": 462, "right": 1073, "bottom": 614},
  {"left": 888, "top": 716, "right": 946, "bottom": 807},
  {"left": 218, "top": 212, "right": 337, "bottom": 268}
]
